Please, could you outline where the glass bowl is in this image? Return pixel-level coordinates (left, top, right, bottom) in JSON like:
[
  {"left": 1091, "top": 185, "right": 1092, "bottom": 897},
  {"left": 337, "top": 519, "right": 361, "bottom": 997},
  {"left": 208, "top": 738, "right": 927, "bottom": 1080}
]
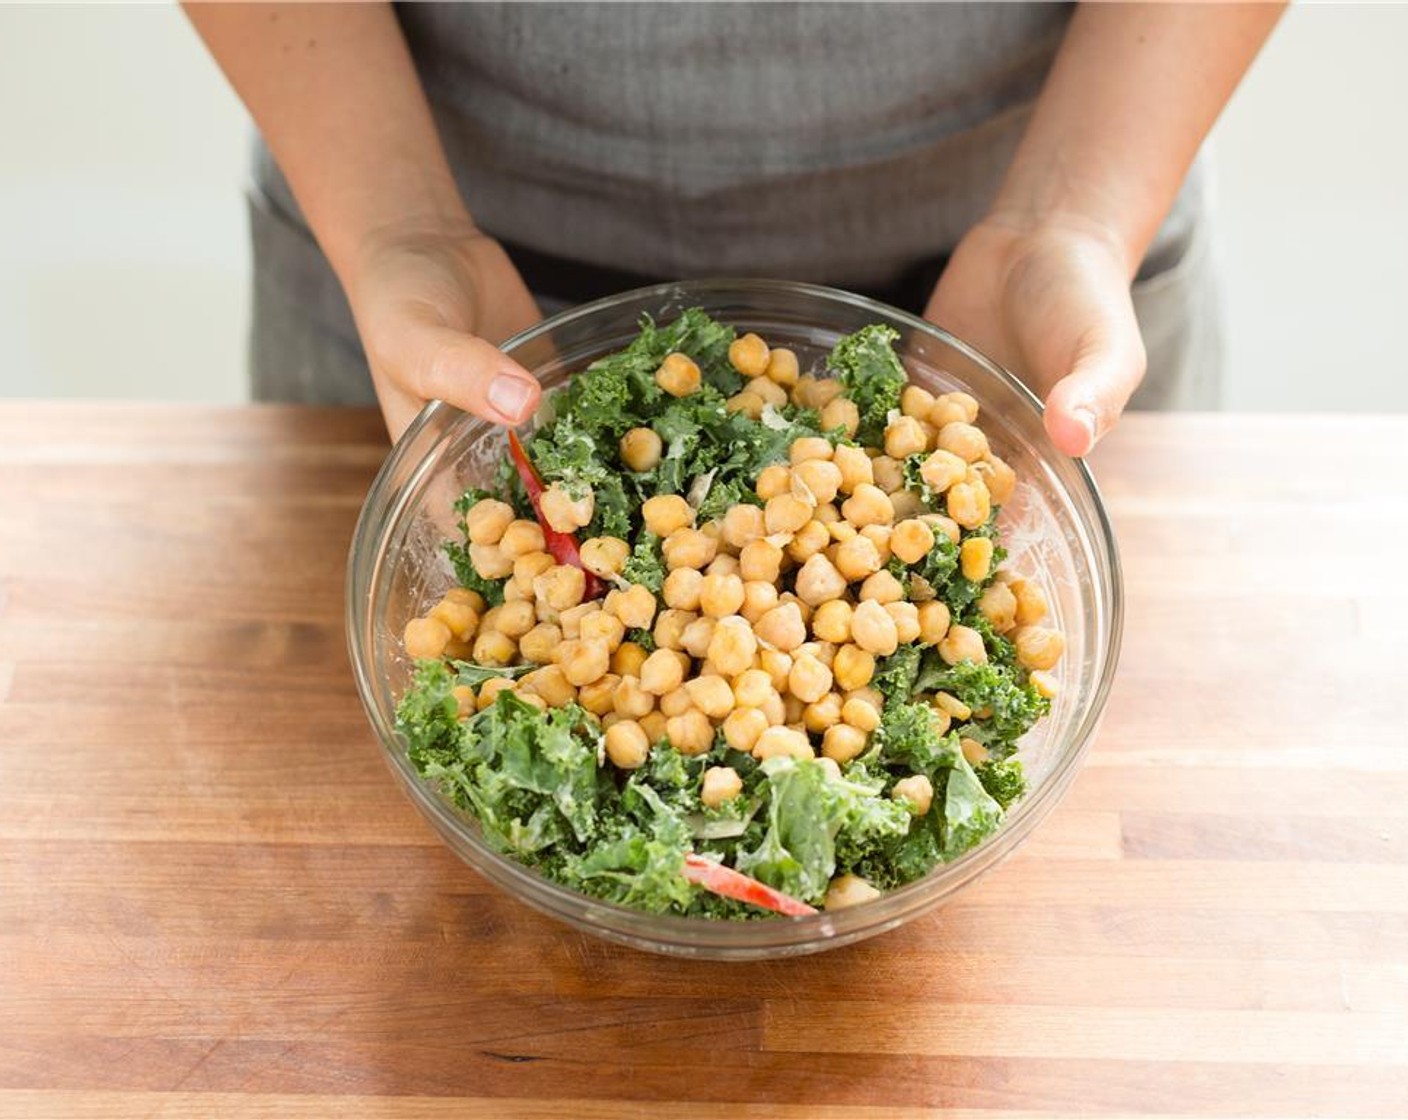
[{"left": 347, "top": 279, "right": 1122, "bottom": 959}]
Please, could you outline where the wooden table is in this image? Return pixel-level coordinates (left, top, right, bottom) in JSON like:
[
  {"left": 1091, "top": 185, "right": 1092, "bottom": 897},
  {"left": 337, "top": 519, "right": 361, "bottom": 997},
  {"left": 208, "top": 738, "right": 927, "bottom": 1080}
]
[{"left": 2, "top": 405, "right": 1406, "bottom": 1119}]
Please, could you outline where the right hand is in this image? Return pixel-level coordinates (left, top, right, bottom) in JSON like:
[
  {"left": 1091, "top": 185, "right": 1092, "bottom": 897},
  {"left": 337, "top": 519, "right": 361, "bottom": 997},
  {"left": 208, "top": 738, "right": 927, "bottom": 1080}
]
[{"left": 347, "top": 219, "right": 544, "bottom": 439}]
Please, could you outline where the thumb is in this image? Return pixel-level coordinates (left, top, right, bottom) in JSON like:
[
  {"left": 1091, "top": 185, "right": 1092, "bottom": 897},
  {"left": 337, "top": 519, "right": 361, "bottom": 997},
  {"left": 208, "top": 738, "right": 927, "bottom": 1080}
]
[
  {"left": 1038, "top": 310, "right": 1145, "bottom": 458},
  {"left": 394, "top": 319, "right": 542, "bottom": 427}
]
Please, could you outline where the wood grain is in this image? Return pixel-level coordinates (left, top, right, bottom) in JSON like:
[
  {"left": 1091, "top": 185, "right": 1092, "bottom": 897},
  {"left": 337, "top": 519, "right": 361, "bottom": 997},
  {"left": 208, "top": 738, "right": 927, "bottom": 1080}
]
[{"left": 2, "top": 407, "right": 1407, "bottom": 1118}]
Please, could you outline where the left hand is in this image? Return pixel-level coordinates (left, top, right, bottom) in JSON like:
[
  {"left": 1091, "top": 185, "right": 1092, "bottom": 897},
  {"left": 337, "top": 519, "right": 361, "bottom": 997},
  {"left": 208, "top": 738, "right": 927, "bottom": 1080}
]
[{"left": 924, "top": 214, "right": 1146, "bottom": 457}]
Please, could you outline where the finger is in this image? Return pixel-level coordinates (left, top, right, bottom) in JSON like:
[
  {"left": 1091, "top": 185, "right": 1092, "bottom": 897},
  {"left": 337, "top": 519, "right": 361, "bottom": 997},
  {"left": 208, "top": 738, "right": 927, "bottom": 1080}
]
[
  {"left": 1038, "top": 308, "right": 1145, "bottom": 458},
  {"left": 394, "top": 319, "right": 542, "bottom": 426}
]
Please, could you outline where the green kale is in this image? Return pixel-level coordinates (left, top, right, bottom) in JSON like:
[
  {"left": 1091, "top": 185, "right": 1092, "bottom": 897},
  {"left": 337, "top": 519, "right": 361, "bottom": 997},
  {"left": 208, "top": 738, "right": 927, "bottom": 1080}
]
[
  {"left": 621, "top": 531, "right": 666, "bottom": 593},
  {"left": 941, "top": 749, "right": 1004, "bottom": 858},
  {"left": 876, "top": 700, "right": 958, "bottom": 776},
  {"left": 395, "top": 660, "right": 464, "bottom": 773},
  {"left": 829, "top": 324, "right": 908, "bottom": 445},
  {"left": 977, "top": 757, "right": 1028, "bottom": 810},
  {"left": 924, "top": 659, "right": 1049, "bottom": 755},
  {"left": 871, "top": 643, "right": 925, "bottom": 707},
  {"left": 625, "top": 627, "right": 657, "bottom": 653},
  {"left": 443, "top": 540, "right": 506, "bottom": 606},
  {"left": 450, "top": 661, "right": 535, "bottom": 689}
]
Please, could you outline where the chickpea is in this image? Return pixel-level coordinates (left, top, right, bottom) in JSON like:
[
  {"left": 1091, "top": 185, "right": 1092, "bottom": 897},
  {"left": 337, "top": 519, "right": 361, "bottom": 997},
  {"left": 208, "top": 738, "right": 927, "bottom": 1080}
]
[
  {"left": 707, "top": 552, "right": 740, "bottom": 577},
  {"left": 899, "top": 384, "right": 935, "bottom": 420},
  {"left": 918, "top": 449, "right": 966, "bottom": 495},
  {"left": 923, "top": 514, "right": 962, "bottom": 546},
  {"left": 660, "top": 686, "right": 693, "bottom": 718},
  {"left": 612, "top": 640, "right": 650, "bottom": 678},
  {"left": 472, "top": 629, "right": 517, "bottom": 667},
  {"left": 404, "top": 616, "right": 451, "bottom": 660},
  {"left": 520, "top": 663, "right": 576, "bottom": 708},
  {"left": 556, "top": 601, "right": 597, "bottom": 639},
  {"left": 740, "top": 579, "right": 780, "bottom": 624},
  {"left": 979, "top": 455, "right": 1017, "bottom": 506},
  {"left": 938, "top": 421, "right": 989, "bottom": 463},
  {"left": 693, "top": 767, "right": 743, "bottom": 813},
  {"left": 496, "top": 599, "right": 537, "bottom": 640},
  {"left": 541, "top": 484, "right": 595, "bottom": 534},
  {"left": 848, "top": 599, "right": 898, "bottom": 657},
  {"left": 977, "top": 581, "right": 1018, "bottom": 633},
  {"left": 600, "top": 719, "right": 648, "bottom": 769},
  {"left": 732, "top": 668, "right": 774, "bottom": 708},
  {"left": 884, "top": 601, "right": 922, "bottom": 644},
  {"left": 510, "top": 551, "right": 553, "bottom": 596},
  {"left": 832, "top": 444, "right": 874, "bottom": 495},
  {"left": 429, "top": 598, "right": 479, "bottom": 642},
  {"left": 754, "top": 601, "right": 808, "bottom": 652},
  {"left": 819, "top": 396, "right": 860, "bottom": 438},
  {"left": 464, "top": 499, "right": 516, "bottom": 546},
  {"left": 794, "top": 554, "right": 848, "bottom": 607},
  {"left": 516, "top": 691, "right": 549, "bottom": 712},
  {"left": 698, "top": 571, "right": 746, "bottom": 619},
  {"left": 813, "top": 501, "right": 842, "bottom": 526},
  {"left": 580, "top": 610, "right": 626, "bottom": 652},
  {"left": 822, "top": 873, "right": 881, "bottom": 911},
  {"left": 729, "top": 332, "right": 771, "bottom": 377},
  {"left": 601, "top": 584, "right": 655, "bottom": 630},
  {"left": 1029, "top": 668, "right": 1059, "bottom": 699},
  {"left": 680, "top": 615, "right": 716, "bottom": 659},
  {"left": 859, "top": 570, "right": 904, "bottom": 605},
  {"left": 811, "top": 599, "right": 853, "bottom": 644},
  {"left": 934, "top": 691, "right": 972, "bottom": 721},
  {"left": 663, "top": 527, "right": 718, "bottom": 571},
  {"left": 833, "top": 535, "right": 882, "bottom": 582},
  {"left": 685, "top": 675, "right": 734, "bottom": 720},
  {"left": 723, "top": 707, "right": 769, "bottom": 752},
  {"left": 726, "top": 390, "right": 766, "bottom": 420},
  {"left": 534, "top": 565, "right": 587, "bottom": 612},
  {"left": 765, "top": 493, "right": 814, "bottom": 535},
  {"left": 656, "top": 351, "right": 702, "bottom": 397},
  {"left": 860, "top": 523, "right": 893, "bottom": 563},
  {"left": 786, "top": 519, "right": 831, "bottom": 564},
  {"left": 753, "top": 725, "right": 813, "bottom": 761},
  {"left": 1013, "top": 626, "right": 1065, "bottom": 671},
  {"left": 660, "top": 568, "right": 702, "bottom": 612},
  {"left": 496, "top": 519, "right": 542, "bottom": 560},
  {"left": 477, "top": 676, "right": 515, "bottom": 711},
  {"left": 451, "top": 684, "right": 476, "bottom": 719},
  {"left": 798, "top": 639, "right": 837, "bottom": 667},
  {"left": 884, "top": 415, "right": 929, "bottom": 460},
  {"left": 574, "top": 672, "right": 620, "bottom": 717},
  {"left": 745, "top": 375, "right": 789, "bottom": 410},
  {"left": 821, "top": 723, "right": 868, "bottom": 764},
  {"left": 788, "top": 653, "right": 833, "bottom": 704},
  {"left": 890, "top": 519, "right": 936, "bottom": 566},
  {"left": 503, "top": 580, "right": 531, "bottom": 605},
  {"left": 756, "top": 463, "right": 793, "bottom": 501},
  {"left": 638, "top": 648, "right": 685, "bottom": 695},
  {"left": 803, "top": 691, "right": 844, "bottom": 734},
  {"left": 758, "top": 648, "right": 793, "bottom": 692},
  {"left": 789, "top": 437, "right": 834, "bottom": 465},
  {"left": 892, "top": 774, "right": 934, "bottom": 816},
  {"left": 554, "top": 637, "right": 608, "bottom": 687},
  {"left": 840, "top": 484, "right": 894, "bottom": 529},
  {"left": 631, "top": 710, "right": 663, "bottom": 744},
  {"left": 960, "top": 536, "right": 994, "bottom": 583},
  {"left": 827, "top": 521, "right": 857, "bottom": 545},
  {"left": 946, "top": 480, "right": 991, "bottom": 530},
  {"left": 801, "top": 376, "right": 845, "bottom": 410},
  {"left": 758, "top": 690, "right": 787, "bottom": 727},
  {"left": 763, "top": 346, "right": 800, "bottom": 387},
  {"left": 610, "top": 424, "right": 664, "bottom": 473},
  {"left": 792, "top": 459, "right": 843, "bottom": 507},
  {"left": 667, "top": 709, "right": 715, "bottom": 756},
  {"left": 721, "top": 503, "right": 766, "bottom": 550},
  {"left": 613, "top": 675, "right": 656, "bottom": 719},
  {"left": 961, "top": 737, "right": 990, "bottom": 766},
  {"left": 832, "top": 644, "right": 876, "bottom": 692},
  {"left": 707, "top": 616, "right": 757, "bottom": 676},
  {"left": 444, "top": 637, "right": 475, "bottom": 661},
  {"left": 578, "top": 536, "right": 628, "bottom": 579},
  {"left": 890, "top": 489, "right": 924, "bottom": 521},
  {"left": 841, "top": 696, "right": 881, "bottom": 733},
  {"left": 1010, "top": 578, "right": 1049, "bottom": 626},
  {"left": 642, "top": 494, "right": 694, "bottom": 538},
  {"left": 930, "top": 390, "right": 979, "bottom": 427},
  {"left": 738, "top": 538, "right": 783, "bottom": 583},
  {"left": 468, "top": 541, "right": 515, "bottom": 580},
  {"left": 866, "top": 456, "right": 902, "bottom": 494},
  {"left": 445, "top": 586, "right": 486, "bottom": 611},
  {"left": 938, "top": 623, "right": 988, "bottom": 666}
]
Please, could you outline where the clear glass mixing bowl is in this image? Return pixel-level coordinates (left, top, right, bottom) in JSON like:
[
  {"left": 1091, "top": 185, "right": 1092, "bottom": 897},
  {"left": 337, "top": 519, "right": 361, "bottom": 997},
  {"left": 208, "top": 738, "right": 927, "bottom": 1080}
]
[{"left": 347, "top": 279, "right": 1122, "bottom": 959}]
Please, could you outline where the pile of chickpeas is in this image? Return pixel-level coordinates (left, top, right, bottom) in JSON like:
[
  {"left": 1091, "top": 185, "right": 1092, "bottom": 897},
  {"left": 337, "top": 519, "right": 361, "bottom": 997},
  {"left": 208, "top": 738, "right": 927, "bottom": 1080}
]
[{"left": 403, "top": 331, "right": 1064, "bottom": 861}]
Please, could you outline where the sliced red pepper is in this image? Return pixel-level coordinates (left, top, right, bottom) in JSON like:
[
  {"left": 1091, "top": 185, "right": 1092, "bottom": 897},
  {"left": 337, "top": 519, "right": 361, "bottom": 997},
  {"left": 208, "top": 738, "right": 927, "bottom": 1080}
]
[
  {"left": 681, "top": 852, "right": 817, "bottom": 917},
  {"left": 506, "top": 430, "right": 606, "bottom": 601}
]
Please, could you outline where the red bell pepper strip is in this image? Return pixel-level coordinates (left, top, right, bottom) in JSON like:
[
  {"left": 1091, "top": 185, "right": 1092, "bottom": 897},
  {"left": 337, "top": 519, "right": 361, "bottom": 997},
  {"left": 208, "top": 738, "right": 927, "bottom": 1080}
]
[
  {"left": 506, "top": 431, "right": 606, "bottom": 601},
  {"left": 681, "top": 852, "right": 817, "bottom": 917}
]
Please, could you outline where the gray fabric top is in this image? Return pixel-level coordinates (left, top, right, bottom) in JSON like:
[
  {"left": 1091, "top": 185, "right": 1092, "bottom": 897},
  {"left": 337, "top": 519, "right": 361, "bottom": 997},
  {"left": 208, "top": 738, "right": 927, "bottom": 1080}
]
[{"left": 253, "top": 1, "right": 1200, "bottom": 289}]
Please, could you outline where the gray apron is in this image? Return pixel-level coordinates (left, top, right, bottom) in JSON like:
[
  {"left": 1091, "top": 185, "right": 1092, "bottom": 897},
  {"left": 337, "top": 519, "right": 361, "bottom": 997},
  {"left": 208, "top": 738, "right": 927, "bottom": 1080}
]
[{"left": 247, "top": 1, "right": 1221, "bottom": 410}]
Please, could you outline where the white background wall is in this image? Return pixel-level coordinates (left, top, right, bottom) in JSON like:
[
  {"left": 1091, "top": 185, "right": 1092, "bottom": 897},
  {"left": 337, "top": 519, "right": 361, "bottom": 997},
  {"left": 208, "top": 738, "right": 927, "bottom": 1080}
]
[{"left": 1, "top": 3, "right": 1406, "bottom": 410}]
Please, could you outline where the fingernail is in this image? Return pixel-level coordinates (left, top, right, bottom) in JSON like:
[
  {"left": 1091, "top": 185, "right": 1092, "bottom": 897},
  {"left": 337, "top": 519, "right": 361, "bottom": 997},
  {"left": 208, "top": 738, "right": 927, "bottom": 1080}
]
[
  {"left": 488, "top": 373, "right": 534, "bottom": 421},
  {"left": 1073, "top": 408, "right": 1098, "bottom": 454}
]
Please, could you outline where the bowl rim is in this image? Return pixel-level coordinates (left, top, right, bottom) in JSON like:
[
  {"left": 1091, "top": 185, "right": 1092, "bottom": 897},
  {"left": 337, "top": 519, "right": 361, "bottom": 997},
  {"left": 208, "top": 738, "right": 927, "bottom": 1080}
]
[{"left": 346, "top": 277, "right": 1123, "bottom": 950}]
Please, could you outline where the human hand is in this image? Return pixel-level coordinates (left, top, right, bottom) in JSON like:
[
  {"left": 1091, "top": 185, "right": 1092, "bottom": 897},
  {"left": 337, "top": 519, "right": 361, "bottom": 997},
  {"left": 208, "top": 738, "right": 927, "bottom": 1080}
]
[
  {"left": 924, "top": 214, "right": 1145, "bottom": 457},
  {"left": 346, "top": 220, "right": 543, "bottom": 440}
]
